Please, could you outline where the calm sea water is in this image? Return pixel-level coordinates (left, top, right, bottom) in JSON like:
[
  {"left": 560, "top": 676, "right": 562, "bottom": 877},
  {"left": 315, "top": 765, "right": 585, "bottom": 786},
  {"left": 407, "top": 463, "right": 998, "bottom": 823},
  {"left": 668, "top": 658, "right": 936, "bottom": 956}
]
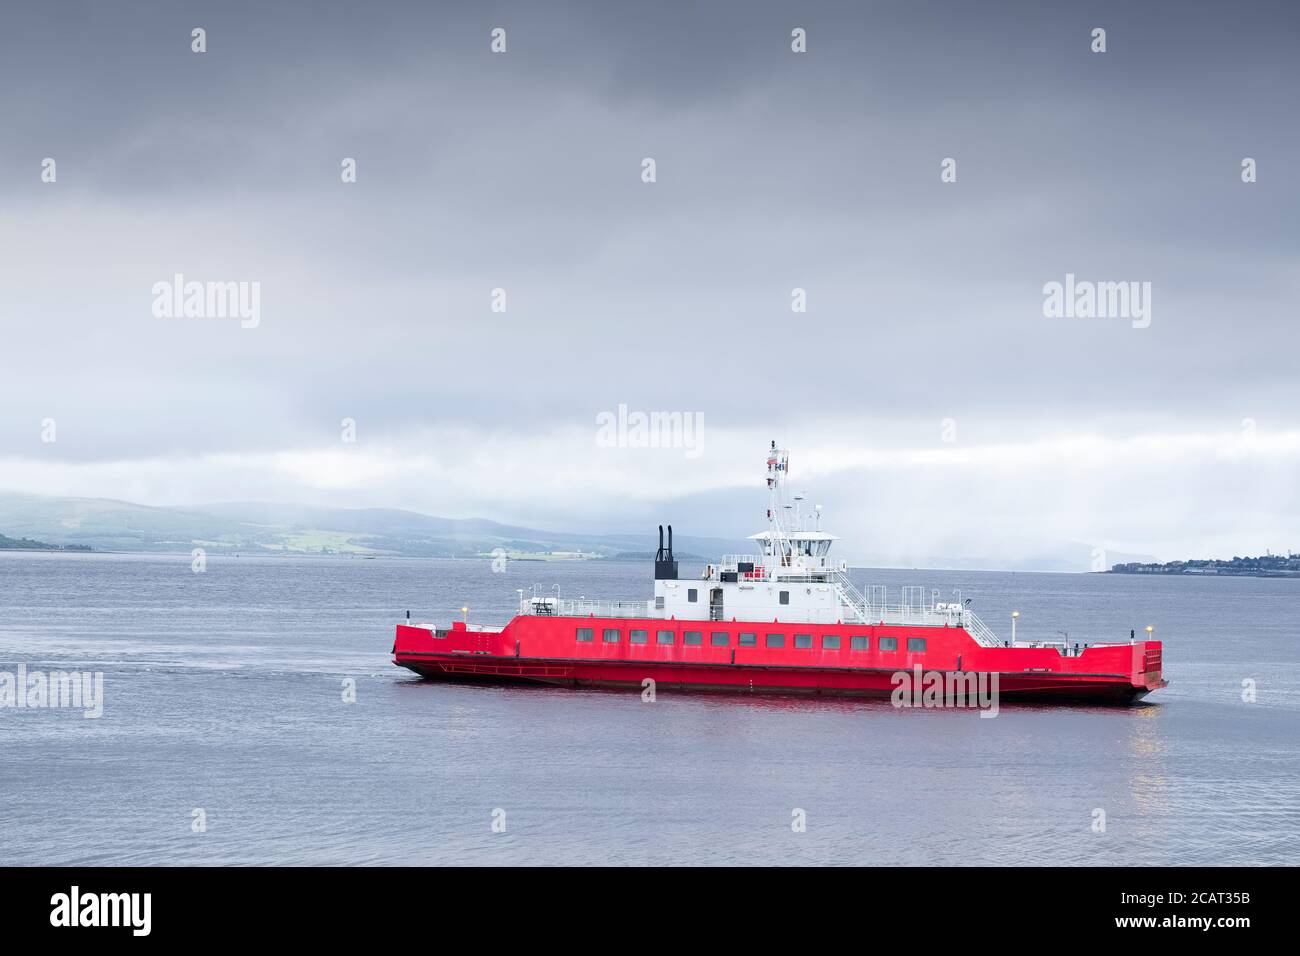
[{"left": 1, "top": 551, "right": 1297, "bottom": 866}]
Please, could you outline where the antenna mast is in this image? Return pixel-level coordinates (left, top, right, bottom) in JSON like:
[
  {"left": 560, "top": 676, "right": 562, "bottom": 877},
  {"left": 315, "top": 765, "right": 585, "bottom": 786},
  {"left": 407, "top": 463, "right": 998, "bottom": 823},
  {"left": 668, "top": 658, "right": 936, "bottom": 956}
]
[{"left": 765, "top": 441, "right": 791, "bottom": 563}]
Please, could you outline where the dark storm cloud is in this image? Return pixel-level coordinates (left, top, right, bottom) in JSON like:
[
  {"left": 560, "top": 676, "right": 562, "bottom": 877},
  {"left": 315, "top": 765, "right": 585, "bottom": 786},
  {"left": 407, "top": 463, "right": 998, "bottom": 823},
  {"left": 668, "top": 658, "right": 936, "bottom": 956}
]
[{"left": 1, "top": 0, "right": 1297, "bottom": 463}]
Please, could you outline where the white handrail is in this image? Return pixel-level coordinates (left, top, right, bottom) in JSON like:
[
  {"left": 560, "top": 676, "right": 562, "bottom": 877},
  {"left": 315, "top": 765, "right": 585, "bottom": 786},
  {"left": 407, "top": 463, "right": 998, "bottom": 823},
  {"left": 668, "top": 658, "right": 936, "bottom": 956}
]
[
  {"left": 960, "top": 609, "right": 1004, "bottom": 648},
  {"left": 520, "top": 596, "right": 655, "bottom": 619}
]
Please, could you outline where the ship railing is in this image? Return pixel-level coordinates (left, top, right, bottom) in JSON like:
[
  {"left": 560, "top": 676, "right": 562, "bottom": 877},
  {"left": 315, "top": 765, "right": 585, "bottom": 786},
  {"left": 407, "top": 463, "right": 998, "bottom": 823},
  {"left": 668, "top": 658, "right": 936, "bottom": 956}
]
[
  {"left": 721, "top": 558, "right": 842, "bottom": 580},
  {"left": 830, "top": 572, "right": 1006, "bottom": 647},
  {"left": 766, "top": 571, "right": 837, "bottom": 583},
  {"left": 519, "top": 596, "right": 656, "bottom": 619},
  {"left": 721, "top": 554, "right": 773, "bottom": 581},
  {"left": 856, "top": 604, "right": 952, "bottom": 626},
  {"left": 845, "top": 603, "right": 1002, "bottom": 646}
]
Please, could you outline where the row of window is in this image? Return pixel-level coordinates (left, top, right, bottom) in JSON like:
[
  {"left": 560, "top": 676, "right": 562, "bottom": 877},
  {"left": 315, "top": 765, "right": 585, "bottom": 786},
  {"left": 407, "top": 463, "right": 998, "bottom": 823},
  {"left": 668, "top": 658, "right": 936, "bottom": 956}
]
[
  {"left": 574, "top": 627, "right": 925, "bottom": 652},
  {"left": 681, "top": 588, "right": 792, "bottom": 605}
]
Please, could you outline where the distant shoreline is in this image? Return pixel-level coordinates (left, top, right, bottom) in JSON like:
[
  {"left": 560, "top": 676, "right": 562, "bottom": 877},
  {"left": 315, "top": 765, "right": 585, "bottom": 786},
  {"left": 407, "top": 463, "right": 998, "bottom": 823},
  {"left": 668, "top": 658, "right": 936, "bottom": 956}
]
[
  {"left": 1107, "top": 568, "right": 1299, "bottom": 579},
  {"left": 0, "top": 534, "right": 93, "bottom": 553},
  {"left": 0, "top": 547, "right": 96, "bottom": 554},
  {"left": 1107, "top": 554, "right": 1300, "bottom": 578}
]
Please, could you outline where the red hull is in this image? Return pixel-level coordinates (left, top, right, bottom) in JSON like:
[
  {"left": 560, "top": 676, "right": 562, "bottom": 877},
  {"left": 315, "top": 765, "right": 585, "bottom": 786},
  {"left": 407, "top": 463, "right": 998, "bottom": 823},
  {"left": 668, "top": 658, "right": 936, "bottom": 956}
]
[{"left": 393, "top": 614, "right": 1166, "bottom": 705}]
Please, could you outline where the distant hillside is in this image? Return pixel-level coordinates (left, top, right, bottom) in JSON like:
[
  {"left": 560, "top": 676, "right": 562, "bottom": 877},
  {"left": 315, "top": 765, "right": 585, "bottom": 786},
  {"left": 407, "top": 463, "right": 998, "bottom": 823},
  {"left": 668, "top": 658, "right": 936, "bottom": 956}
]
[
  {"left": 0, "top": 491, "right": 1163, "bottom": 572},
  {"left": 0, "top": 492, "right": 746, "bottom": 559}
]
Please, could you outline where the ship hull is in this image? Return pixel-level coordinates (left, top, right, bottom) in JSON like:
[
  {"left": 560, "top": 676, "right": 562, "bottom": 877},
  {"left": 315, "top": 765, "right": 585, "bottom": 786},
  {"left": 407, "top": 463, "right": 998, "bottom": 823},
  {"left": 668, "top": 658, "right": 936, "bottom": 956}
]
[
  {"left": 397, "top": 656, "right": 1155, "bottom": 703},
  {"left": 393, "top": 615, "right": 1166, "bottom": 706}
]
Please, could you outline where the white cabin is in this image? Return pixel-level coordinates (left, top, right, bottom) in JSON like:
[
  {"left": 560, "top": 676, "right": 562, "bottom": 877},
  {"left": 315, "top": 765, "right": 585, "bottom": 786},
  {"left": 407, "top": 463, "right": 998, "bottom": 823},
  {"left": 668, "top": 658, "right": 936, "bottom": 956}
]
[{"left": 650, "top": 446, "right": 856, "bottom": 624}]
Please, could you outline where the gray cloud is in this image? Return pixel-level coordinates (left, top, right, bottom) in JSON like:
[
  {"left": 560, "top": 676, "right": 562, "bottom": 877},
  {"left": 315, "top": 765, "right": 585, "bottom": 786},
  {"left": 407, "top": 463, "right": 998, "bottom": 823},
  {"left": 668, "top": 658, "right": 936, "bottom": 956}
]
[{"left": 1, "top": 0, "right": 1297, "bottom": 559}]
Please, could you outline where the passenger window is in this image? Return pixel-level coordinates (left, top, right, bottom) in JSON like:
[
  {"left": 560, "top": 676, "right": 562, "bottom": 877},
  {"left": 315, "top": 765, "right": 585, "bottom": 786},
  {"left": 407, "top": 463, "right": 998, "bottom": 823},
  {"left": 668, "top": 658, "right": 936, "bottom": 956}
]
[
  {"left": 684, "top": 631, "right": 703, "bottom": 645},
  {"left": 710, "top": 632, "right": 729, "bottom": 646},
  {"left": 766, "top": 633, "right": 785, "bottom": 648},
  {"left": 738, "top": 632, "right": 757, "bottom": 646},
  {"left": 779, "top": 591, "right": 790, "bottom": 605},
  {"left": 630, "top": 629, "right": 648, "bottom": 644},
  {"left": 879, "top": 637, "right": 898, "bottom": 651},
  {"left": 907, "top": 637, "right": 926, "bottom": 652},
  {"left": 822, "top": 635, "right": 841, "bottom": 650},
  {"left": 656, "top": 630, "right": 675, "bottom": 645},
  {"left": 794, "top": 634, "right": 812, "bottom": 649},
  {"left": 576, "top": 628, "right": 594, "bottom": 643},
  {"left": 687, "top": 589, "right": 698, "bottom": 602},
  {"left": 850, "top": 636, "right": 869, "bottom": 651},
  {"left": 603, "top": 629, "right": 621, "bottom": 643}
]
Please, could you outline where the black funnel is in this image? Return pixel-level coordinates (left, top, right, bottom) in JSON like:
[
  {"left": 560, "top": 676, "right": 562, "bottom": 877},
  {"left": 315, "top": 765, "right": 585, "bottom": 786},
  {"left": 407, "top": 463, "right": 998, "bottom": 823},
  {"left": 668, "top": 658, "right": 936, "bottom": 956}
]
[{"left": 654, "top": 523, "right": 678, "bottom": 581}]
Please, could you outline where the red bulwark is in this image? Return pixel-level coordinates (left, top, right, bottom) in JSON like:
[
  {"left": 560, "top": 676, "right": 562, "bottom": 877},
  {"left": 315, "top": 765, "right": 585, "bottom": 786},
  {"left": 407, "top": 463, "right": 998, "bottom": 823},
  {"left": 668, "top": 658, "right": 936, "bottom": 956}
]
[{"left": 394, "top": 616, "right": 1167, "bottom": 703}]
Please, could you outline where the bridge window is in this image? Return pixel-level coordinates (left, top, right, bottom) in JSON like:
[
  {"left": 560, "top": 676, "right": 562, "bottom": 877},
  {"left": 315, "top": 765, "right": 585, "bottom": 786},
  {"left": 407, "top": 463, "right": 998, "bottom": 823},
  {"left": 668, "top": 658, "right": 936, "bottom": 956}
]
[
  {"left": 630, "top": 629, "right": 648, "bottom": 644},
  {"left": 766, "top": 633, "right": 785, "bottom": 648},
  {"left": 711, "top": 632, "right": 729, "bottom": 646},
  {"left": 603, "top": 629, "right": 621, "bottom": 643},
  {"left": 794, "top": 634, "right": 813, "bottom": 649},
  {"left": 738, "top": 632, "right": 757, "bottom": 646},
  {"left": 850, "top": 636, "right": 869, "bottom": 651},
  {"left": 822, "top": 635, "right": 840, "bottom": 650},
  {"left": 656, "top": 630, "right": 675, "bottom": 645},
  {"left": 576, "top": 628, "right": 594, "bottom": 642},
  {"left": 879, "top": 637, "right": 898, "bottom": 652},
  {"left": 684, "top": 631, "right": 703, "bottom": 645},
  {"left": 779, "top": 591, "right": 790, "bottom": 605},
  {"left": 907, "top": 638, "right": 926, "bottom": 652}
]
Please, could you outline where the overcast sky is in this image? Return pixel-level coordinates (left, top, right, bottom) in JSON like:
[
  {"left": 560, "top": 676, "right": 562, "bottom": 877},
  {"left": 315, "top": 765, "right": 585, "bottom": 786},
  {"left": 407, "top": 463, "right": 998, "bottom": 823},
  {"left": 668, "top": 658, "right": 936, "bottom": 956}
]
[{"left": 2, "top": 0, "right": 1297, "bottom": 565}]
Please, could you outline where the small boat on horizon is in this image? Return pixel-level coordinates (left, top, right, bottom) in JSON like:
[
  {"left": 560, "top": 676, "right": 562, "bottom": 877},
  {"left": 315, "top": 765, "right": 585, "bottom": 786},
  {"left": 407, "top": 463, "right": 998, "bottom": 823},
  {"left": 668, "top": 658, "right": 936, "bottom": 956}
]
[{"left": 393, "top": 443, "right": 1167, "bottom": 704}]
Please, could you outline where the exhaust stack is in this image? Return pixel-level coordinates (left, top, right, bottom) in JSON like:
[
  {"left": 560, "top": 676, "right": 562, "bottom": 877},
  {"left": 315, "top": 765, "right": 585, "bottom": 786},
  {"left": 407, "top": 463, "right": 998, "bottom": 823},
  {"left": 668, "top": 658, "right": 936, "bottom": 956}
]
[{"left": 654, "top": 523, "right": 679, "bottom": 580}]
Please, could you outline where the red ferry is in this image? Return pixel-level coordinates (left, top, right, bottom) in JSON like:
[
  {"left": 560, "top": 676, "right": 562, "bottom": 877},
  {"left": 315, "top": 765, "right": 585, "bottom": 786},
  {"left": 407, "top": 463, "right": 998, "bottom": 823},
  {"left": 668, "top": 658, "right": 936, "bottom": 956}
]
[{"left": 394, "top": 443, "right": 1167, "bottom": 704}]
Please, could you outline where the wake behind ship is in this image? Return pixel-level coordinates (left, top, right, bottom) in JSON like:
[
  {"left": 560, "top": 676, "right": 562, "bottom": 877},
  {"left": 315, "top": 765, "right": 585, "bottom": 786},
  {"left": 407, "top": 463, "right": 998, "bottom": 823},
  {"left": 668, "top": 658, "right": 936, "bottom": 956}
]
[{"left": 393, "top": 443, "right": 1167, "bottom": 703}]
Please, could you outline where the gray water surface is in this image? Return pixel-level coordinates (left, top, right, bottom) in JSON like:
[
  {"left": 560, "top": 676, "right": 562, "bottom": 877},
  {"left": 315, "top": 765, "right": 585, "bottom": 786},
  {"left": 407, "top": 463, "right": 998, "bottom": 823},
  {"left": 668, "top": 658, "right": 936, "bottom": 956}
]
[{"left": 1, "top": 551, "right": 1296, "bottom": 865}]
